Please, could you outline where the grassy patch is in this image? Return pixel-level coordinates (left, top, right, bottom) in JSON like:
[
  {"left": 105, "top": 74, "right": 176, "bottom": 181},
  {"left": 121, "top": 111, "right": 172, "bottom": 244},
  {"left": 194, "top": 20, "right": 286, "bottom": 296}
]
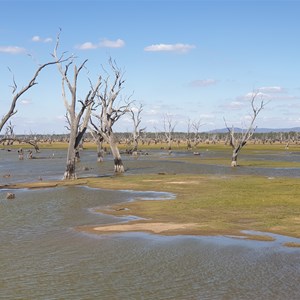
[
  {"left": 3, "top": 141, "right": 300, "bottom": 152},
  {"left": 171, "top": 155, "right": 300, "bottom": 168},
  {"left": 5, "top": 173, "right": 300, "bottom": 239},
  {"left": 283, "top": 242, "right": 300, "bottom": 248}
]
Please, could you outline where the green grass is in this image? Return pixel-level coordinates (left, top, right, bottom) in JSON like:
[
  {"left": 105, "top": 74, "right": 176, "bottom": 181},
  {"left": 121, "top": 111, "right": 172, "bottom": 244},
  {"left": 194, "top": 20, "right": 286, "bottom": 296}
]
[
  {"left": 7, "top": 173, "right": 300, "bottom": 240},
  {"left": 171, "top": 155, "right": 300, "bottom": 168},
  {"left": 2, "top": 141, "right": 300, "bottom": 242},
  {"left": 3, "top": 140, "right": 300, "bottom": 152}
]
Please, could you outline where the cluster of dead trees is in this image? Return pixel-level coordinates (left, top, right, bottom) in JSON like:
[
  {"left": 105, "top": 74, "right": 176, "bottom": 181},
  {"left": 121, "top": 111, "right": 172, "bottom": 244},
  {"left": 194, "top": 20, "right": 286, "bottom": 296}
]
[
  {"left": 1, "top": 30, "right": 145, "bottom": 180},
  {"left": 1, "top": 30, "right": 281, "bottom": 179}
]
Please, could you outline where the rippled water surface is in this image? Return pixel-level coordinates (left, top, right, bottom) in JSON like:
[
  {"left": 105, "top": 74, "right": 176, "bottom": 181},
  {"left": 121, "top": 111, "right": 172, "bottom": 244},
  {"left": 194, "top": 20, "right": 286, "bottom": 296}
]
[{"left": 1, "top": 148, "right": 300, "bottom": 299}]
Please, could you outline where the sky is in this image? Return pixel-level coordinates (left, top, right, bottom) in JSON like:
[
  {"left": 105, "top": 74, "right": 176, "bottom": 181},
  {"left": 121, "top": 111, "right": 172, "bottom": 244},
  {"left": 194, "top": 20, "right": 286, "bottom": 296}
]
[{"left": 0, "top": 0, "right": 300, "bottom": 134}]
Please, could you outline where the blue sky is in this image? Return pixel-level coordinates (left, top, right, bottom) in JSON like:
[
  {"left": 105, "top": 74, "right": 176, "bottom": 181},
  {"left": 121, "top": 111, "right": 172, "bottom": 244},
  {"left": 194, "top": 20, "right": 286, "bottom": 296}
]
[{"left": 1, "top": 0, "right": 300, "bottom": 134}]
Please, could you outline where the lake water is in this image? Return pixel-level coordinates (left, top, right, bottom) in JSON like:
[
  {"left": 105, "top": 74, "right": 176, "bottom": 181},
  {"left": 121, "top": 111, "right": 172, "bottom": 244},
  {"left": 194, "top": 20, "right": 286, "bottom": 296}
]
[{"left": 1, "top": 148, "right": 300, "bottom": 299}]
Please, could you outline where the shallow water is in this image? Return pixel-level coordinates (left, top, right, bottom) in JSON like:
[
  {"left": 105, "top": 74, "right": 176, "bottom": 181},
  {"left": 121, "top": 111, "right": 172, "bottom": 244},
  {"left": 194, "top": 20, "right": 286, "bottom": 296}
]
[
  {"left": 1, "top": 148, "right": 300, "bottom": 299},
  {"left": 2, "top": 148, "right": 300, "bottom": 185}
]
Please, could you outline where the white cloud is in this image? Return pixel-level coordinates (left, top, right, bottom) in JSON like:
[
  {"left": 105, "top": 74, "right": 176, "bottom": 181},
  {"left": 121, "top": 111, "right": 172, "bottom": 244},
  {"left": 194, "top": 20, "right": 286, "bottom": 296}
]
[
  {"left": 0, "top": 46, "right": 26, "bottom": 54},
  {"left": 272, "top": 94, "right": 299, "bottom": 101},
  {"left": 99, "top": 38, "right": 125, "bottom": 48},
  {"left": 44, "top": 37, "right": 53, "bottom": 43},
  {"left": 32, "top": 36, "right": 41, "bottom": 42},
  {"left": 77, "top": 38, "right": 125, "bottom": 50},
  {"left": 221, "top": 101, "right": 245, "bottom": 111},
  {"left": 243, "top": 90, "right": 299, "bottom": 102},
  {"left": 258, "top": 86, "right": 284, "bottom": 93},
  {"left": 243, "top": 91, "right": 271, "bottom": 100},
  {"left": 32, "top": 35, "right": 53, "bottom": 43},
  {"left": 190, "top": 79, "right": 217, "bottom": 87},
  {"left": 144, "top": 43, "right": 196, "bottom": 53},
  {"left": 241, "top": 86, "right": 297, "bottom": 103},
  {"left": 77, "top": 42, "right": 97, "bottom": 50},
  {"left": 229, "top": 101, "right": 244, "bottom": 109},
  {"left": 21, "top": 100, "right": 31, "bottom": 105}
]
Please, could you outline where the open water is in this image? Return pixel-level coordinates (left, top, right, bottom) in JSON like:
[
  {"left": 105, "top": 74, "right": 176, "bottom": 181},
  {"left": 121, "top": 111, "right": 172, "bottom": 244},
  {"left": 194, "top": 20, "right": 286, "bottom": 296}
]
[{"left": 0, "top": 148, "right": 300, "bottom": 299}]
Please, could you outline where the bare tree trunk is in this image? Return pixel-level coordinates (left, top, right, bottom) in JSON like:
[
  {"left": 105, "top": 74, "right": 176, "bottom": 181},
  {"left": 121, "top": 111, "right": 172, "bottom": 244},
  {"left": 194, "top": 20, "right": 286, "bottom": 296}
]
[
  {"left": 163, "top": 114, "right": 176, "bottom": 152},
  {"left": 63, "top": 129, "right": 77, "bottom": 179},
  {"left": 231, "top": 149, "right": 238, "bottom": 167},
  {"left": 90, "top": 130, "right": 105, "bottom": 162},
  {"left": 75, "top": 149, "right": 80, "bottom": 162},
  {"left": 89, "top": 58, "right": 132, "bottom": 173},
  {"left": 54, "top": 30, "right": 101, "bottom": 180},
  {"left": 64, "top": 158, "right": 76, "bottom": 180},
  {"left": 97, "top": 141, "right": 105, "bottom": 162},
  {"left": 132, "top": 137, "right": 138, "bottom": 152},
  {"left": 109, "top": 134, "right": 124, "bottom": 173},
  {"left": 130, "top": 104, "right": 145, "bottom": 153}
]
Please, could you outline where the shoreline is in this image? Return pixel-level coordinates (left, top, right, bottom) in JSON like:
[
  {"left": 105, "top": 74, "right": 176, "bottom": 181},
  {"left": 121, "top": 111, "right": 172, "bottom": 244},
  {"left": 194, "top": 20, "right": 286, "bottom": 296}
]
[
  {"left": 1, "top": 175, "right": 300, "bottom": 247},
  {"left": 77, "top": 221, "right": 300, "bottom": 248}
]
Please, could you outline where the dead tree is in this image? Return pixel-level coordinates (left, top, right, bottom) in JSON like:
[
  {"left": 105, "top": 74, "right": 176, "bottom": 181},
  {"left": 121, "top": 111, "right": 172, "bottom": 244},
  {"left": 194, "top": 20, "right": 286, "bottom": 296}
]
[
  {"left": 0, "top": 122, "right": 40, "bottom": 151},
  {"left": 89, "top": 130, "right": 105, "bottom": 162},
  {"left": 225, "top": 92, "right": 267, "bottom": 167},
  {"left": 163, "top": 114, "right": 177, "bottom": 152},
  {"left": 186, "top": 119, "right": 192, "bottom": 150},
  {"left": 192, "top": 119, "right": 204, "bottom": 147},
  {"left": 53, "top": 32, "right": 101, "bottom": 180},
  {"left": 1, "top": 58, "right": 63, "bottom": 134},
  {"left": 90, "top": 58, "right": 132, "bottom": 173},
  {"left": 1, "top": 121, "right": 15, "bottom": 146},
  {"left": 130, "top": 103, "right": 145, "bottom": 153}
]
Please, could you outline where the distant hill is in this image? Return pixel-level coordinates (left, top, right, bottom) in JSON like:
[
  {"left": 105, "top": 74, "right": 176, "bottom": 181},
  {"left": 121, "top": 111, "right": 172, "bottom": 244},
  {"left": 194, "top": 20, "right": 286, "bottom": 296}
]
[{"left": 209, "top": 127, "right": 300, "bottom": 134}]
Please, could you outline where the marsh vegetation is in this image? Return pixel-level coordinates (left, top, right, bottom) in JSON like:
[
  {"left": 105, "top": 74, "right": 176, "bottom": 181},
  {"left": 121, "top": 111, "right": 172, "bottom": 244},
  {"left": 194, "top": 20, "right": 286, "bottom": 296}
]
[
  {"left": 1, "top": 138, "right": 300, "bottom": 299},
  {"left": 1, "top": 140, "right": 300, "bottom": 240}
]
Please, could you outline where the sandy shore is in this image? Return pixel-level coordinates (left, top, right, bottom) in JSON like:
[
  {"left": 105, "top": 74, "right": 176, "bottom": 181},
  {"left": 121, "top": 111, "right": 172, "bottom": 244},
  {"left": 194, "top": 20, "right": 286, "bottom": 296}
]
[{"left": 80, "top": 222, "right": 202, "bottom": 235}]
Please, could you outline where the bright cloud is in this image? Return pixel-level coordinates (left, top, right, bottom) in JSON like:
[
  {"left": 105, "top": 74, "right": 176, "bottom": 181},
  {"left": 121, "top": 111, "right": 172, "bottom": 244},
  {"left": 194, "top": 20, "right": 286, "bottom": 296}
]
[
  {"left": 243, "top": 91, "right": 271, "bottom": 100},
  {"left": 99, "top": 38, "right": 125, "bottom": 48},
  {"left": 77, "top": 38, "right": 125, "bottom": 50},
  {"left": 220, "top": 101, "right": 245, "bottom": 111},
  {"left": 77, "top": 42, "right": 97, "bottom": 50},
  {"left": 241, "top": 86, "right": 293, "bottom": 102},
  {"left": 144, "top": 43, "right": 196, "bottom": 53},
  {"left": 258, "top": 86, "right": 284, "bottom": 93},
  {"left": 32, "top": 35, "right": 53, "bottom": 43},
  {"left": 21, "top": 100, "right": 31, "bottom": 105},
  {"left": 243, "top": 90, "right": 299, "bottom": 102},
  {"left": 229, "top": 101, "right": 244, "bottom": 109},
  {"left": 44, "top": 37, "right": 53, "bottom": 43},
  {"left": 0, "top": 46, "right": 26, "bottom": 54},
  {"left": 190, "top": 79, "right": 217, "bottom": 87}
]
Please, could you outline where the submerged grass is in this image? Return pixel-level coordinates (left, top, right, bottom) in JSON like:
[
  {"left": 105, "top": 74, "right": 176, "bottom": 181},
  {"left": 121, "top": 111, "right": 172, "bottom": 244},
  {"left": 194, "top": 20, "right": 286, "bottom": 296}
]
[
  {"left": 2, "top": 142, "right": 300, "bottom": 242},
  {"left": 5, "top": 173, "right": 300, "bottom": 240}
]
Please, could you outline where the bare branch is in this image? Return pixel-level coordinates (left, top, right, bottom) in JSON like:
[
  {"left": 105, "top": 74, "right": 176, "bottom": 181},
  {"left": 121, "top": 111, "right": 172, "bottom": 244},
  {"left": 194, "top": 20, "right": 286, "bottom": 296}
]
[
  {"left": 1, "top": 53, "right": 70, "bottom": 133},
  {"left": 224, "top": 90, "right": 268, "bottom": 166}
]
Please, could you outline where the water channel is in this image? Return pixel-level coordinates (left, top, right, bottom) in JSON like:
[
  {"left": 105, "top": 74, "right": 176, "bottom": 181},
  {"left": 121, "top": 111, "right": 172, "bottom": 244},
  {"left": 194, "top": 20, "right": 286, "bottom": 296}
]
[{"left": 1, "top": 148, "right": 300, "bottom": 299}]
